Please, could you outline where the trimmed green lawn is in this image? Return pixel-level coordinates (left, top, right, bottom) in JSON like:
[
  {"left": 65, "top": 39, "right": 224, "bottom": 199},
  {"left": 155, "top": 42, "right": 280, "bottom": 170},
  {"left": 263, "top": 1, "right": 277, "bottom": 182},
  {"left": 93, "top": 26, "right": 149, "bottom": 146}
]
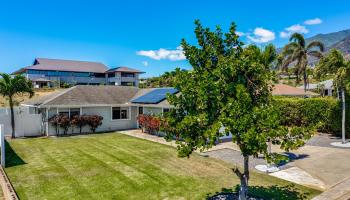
[{"left": 5, "top": 133, "right": 320, "bottom": 200}]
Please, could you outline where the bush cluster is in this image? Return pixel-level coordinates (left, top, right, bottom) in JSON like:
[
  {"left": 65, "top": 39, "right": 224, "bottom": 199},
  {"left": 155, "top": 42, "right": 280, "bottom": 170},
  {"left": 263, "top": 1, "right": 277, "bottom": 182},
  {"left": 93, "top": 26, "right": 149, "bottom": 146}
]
[
  {"left": 274, "top": 97, "right": 349, "bottom": 137},
  {"left": 137, "top": 114, "right": 161, "bottom": 135},
  {"left": 49, "top": 114, "right": 103, "bottom": 135}
]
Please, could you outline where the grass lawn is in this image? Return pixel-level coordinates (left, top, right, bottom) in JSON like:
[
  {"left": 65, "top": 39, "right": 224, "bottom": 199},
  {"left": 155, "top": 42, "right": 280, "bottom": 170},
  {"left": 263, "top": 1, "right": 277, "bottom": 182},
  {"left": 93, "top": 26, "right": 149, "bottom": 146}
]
[{"left": 5, "top": 133, "right": 320, "bottom": 200}]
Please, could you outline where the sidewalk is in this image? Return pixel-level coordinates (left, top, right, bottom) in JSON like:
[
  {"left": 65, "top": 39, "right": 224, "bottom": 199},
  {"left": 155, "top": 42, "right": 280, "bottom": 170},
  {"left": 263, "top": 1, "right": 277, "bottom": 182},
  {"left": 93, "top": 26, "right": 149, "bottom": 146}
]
[{"left": 312, "top": 177, "right": 350, "bottom": 200}]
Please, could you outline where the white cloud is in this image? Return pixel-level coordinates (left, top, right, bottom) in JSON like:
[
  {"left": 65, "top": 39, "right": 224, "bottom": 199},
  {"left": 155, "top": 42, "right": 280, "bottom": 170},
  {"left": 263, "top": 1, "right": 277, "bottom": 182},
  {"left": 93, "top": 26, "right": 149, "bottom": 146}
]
[
  {"left": 235, "top": 31, "right": 245, "bottom": 36},
  {"left": 142, "top": 61, "right": 148, "bottom": 66},
  {"left": 280, "top": 24, "right": 309, "bottom": 38},
  {"left": 136, "top": 46, "right": 186, "bottom": 61},
  {"left": 247, "top": 28, "right": 275, "bottom": 43},
  {"left": 304, "top": 18, "right": 322, "bottom": 25}
]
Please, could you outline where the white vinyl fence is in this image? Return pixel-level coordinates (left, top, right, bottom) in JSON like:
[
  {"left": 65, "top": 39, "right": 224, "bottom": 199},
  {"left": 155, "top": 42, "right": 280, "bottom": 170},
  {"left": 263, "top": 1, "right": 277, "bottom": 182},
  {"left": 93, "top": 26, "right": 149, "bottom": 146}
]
[
  {"left": 0, "top": 106, "right": 43, "bottom": 137},
  {"left": 0, "top": 124, "right": 4, "bottom": 166}
]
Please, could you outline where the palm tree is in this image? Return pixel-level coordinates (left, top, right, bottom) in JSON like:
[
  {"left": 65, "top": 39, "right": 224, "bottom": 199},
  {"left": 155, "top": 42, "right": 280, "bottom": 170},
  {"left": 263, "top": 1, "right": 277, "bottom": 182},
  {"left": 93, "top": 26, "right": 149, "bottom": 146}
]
[
  {"left": 280, "top": 33, "right": 324, "bottom": 92},
  {"left": 315, "top": 49, "right": 350, "bottom": 144},
  {"left": 0, "top": 73, "right": 34, "bottom": 138}
]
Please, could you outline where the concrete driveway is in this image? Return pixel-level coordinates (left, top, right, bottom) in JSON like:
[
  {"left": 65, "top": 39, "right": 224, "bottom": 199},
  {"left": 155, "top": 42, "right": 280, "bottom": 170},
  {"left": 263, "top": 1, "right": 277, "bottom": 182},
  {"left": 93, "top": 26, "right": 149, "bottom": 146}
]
[
  {"left": 198, "top": 133, "right": 350, "bottom": 192},
  {"left": 292, "top": 144, "right": 350, "bottom": 188},
  {"left": 120, "top": 130, "right": 350, "bottom": 198}
]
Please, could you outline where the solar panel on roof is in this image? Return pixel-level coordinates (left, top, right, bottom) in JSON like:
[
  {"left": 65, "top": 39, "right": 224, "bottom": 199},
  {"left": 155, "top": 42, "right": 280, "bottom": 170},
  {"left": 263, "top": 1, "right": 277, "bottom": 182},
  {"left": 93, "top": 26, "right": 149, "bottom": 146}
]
[{"left": 131, "top": 88, "right": 178, "bottom": 104}]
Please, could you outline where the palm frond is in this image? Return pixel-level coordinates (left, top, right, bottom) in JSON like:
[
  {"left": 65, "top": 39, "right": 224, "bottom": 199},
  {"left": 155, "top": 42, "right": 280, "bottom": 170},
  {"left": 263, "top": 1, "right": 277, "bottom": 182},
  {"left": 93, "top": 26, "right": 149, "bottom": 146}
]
[
  {"left": 307, "top": 41, "right": 325, "bottom": 52},
  {"left": 289, "top": 33, "right": 305, "bottom": 48},
  {"left": 282, "top": 42, "right": 299, "bottom": 55},
  {"left": 262, "top": 44, "right": 277, "bottom": 67}
]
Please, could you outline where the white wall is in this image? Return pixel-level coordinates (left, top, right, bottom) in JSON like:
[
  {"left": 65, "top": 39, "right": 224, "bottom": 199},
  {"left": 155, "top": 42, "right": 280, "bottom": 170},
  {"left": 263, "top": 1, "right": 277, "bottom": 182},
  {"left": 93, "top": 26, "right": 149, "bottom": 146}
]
[
  {"left": 0, "top": 107, "right": 43, "bottom": 137},
  {"left": 47, "top": 106, "right": 138, "bottom": 135},
  {"left": 83, "top": 106, "right": 138, "bottom": 132}
]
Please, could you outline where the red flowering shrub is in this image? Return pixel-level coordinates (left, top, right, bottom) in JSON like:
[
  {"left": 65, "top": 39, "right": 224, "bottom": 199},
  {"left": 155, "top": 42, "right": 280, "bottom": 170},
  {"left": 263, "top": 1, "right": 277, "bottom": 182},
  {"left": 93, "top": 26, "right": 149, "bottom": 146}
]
[
  {"left": 137, "top": 114, "right": 147, "bottom": 132},
  {"left": 147, "top": 116, "right": 160, "bottom": 134},
  {"left": 137, "top": 114, "right": 160, "bottom": 135},
  {"left": 71, "top": 115, "right": 89, "bottom": 134},
  {"left": 86, "top": 115, "right": 103, "bottom": 133},
  {"left": 57, "top": 114, "right": 70, "bottom": 135},
  {"left": 48, "top": 114, "right": 60, "bottom": 135}
]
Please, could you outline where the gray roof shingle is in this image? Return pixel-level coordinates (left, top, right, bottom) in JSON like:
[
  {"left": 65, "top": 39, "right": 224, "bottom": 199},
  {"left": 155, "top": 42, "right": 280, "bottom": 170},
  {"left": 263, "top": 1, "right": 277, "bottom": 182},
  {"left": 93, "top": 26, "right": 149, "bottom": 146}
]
[
  {"left": 106, "top": 66, "right": 145, "bottom": 73},
  {"left": 23, "top": 86, "right": 173, "bottom": 107},
  {"left": 17, "top": 58, "right": 108, "bottom": 74},
  {"left": 43, "top": 85, "right": 139, "bottom": 106}
]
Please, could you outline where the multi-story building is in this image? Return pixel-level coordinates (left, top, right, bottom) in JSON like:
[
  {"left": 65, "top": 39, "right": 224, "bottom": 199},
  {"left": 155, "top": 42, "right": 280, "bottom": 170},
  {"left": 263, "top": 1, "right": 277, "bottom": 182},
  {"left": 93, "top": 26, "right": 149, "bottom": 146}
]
[{"left": 13, "top": 58, "right": 144, "bottom": 88}]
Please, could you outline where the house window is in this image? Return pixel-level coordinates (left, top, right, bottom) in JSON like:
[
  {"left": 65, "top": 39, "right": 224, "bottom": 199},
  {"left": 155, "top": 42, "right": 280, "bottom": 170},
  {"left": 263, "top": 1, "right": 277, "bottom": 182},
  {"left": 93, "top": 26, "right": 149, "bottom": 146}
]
[
  {"left": 121, "top": 82, "right": 135, "bottom": 86},
  {"left": 108, "top": 73, "right": 115, "bottom": 78},
  {"left": 58, "top": 108, "right": 81, "bottom": 118},
  {"left": 138, "top": 107, "right": 143, "bottom": 115},
  {"left": 29, "top": 107, "right": 39, "bottom": 114},
  {"left": 73, "top": 72, "right": 90, "bottom": 77},
  {"left": 93, "top": 73, "right": 105, "bottom": 78},
  {"left": 59, "top": 71, "right": 72, "bottom": 76},
  {"left": 121, "top": 72, "right": 135, "bottom": 77},
  {"left": 58, "top": 108, "right": 69, "bottom": 117},
  {"left": 70, "top": 108, "right": 81, "bottom": 119},
  {"left": 163, "top": 108, "right": 170, "bottom": 113},
  {"left": 112, "top": 107, "right": 129, "bottom": 120}
]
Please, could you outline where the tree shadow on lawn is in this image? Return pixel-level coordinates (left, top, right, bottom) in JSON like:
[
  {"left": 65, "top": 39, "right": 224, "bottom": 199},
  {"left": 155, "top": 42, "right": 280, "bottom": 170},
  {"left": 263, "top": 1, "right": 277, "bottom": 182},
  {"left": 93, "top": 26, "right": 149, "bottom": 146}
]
[
  {"left": 5, "top": 140, "right": 26, "bottom": 167},
  {"left": 207, "top": 184, "right": 309, "bottom": 200}
]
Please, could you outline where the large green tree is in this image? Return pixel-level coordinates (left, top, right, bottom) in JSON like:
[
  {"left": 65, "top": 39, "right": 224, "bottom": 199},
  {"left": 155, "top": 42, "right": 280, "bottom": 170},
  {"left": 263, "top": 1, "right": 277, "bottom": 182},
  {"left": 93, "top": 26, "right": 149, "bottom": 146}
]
[
  {"left": 280, "top": 33, "right": 324, "bottom": 92},
  {"left": 164, "top": 21, "right": 312, "bottom": 200},
  {"left": 315, "top": 49, "right": 350, "bottom": 143},
  {"left": 0, "top": 73, "right": 34, "bottom": 138}
]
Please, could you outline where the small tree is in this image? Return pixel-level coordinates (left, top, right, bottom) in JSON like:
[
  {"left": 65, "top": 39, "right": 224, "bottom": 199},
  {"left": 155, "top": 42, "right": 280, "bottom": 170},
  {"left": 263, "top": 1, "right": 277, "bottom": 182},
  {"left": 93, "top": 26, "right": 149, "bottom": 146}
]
[
  {"left": 315, "top": 49, "right": 350, "bottom": 143},
  {"left": 164, "top": 20, "right": 312, "bottom": 200},
  {"left": 86, "top": 115, "right": 103, "bottom": 133},
  {"left": 57, "top": 114, "right": 70, "bottom": 135},
  {"left": 71, "top": 115, "right": 88, "bottom": 134},
  {"left": 0, "top": 73, "right": 34, "bottom": 138}
]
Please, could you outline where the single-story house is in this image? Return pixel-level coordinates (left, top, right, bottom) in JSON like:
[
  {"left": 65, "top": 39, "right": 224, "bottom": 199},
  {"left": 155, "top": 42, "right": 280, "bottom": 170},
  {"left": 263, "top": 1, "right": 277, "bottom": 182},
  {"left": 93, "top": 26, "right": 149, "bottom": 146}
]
[
  {"left": 297, "top": 79, "right": 334, "bottom": 96},
  {"left": 4, "top": 83, "right": 316, "bottom": 137},
  {"left": 21, "top": 85, "right": 177, "bottom": 136}
]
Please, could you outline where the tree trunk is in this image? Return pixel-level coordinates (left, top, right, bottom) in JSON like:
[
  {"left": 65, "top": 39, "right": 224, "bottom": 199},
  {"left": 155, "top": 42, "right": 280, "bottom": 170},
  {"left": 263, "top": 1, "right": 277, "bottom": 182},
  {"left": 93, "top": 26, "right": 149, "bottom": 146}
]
[
  {"left": 234, "top": 156, "right": 249, "bottom": 200},
  {"left": 9, "top": 96, "right": 16, "bottom": 138},
  {"left": 303, "top": 70, "right": 307, "bottom": 93},
  {"left": 342, "top": 89, "right": 346, "bottom": 144}
]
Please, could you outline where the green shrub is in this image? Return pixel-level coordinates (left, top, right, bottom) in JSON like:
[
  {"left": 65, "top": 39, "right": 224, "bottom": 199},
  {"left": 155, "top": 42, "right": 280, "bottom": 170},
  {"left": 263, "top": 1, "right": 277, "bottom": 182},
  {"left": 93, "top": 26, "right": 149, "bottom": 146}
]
[{"left": 274, "top": 96, "right": 349, "bottom": 137}]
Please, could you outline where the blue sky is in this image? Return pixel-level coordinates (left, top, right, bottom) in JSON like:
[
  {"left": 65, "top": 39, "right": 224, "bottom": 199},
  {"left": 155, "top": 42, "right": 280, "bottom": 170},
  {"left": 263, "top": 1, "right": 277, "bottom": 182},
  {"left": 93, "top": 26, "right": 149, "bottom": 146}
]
[{"left": 1, "top": 0, "right": 350, "bottom": 77}]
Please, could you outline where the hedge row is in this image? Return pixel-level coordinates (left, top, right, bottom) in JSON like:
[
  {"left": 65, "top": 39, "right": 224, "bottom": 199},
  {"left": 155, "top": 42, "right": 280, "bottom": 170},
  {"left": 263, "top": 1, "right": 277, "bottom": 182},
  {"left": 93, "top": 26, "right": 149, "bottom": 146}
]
[{"left": 274, "top": 97, "right": 349, "bottom": 137}]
